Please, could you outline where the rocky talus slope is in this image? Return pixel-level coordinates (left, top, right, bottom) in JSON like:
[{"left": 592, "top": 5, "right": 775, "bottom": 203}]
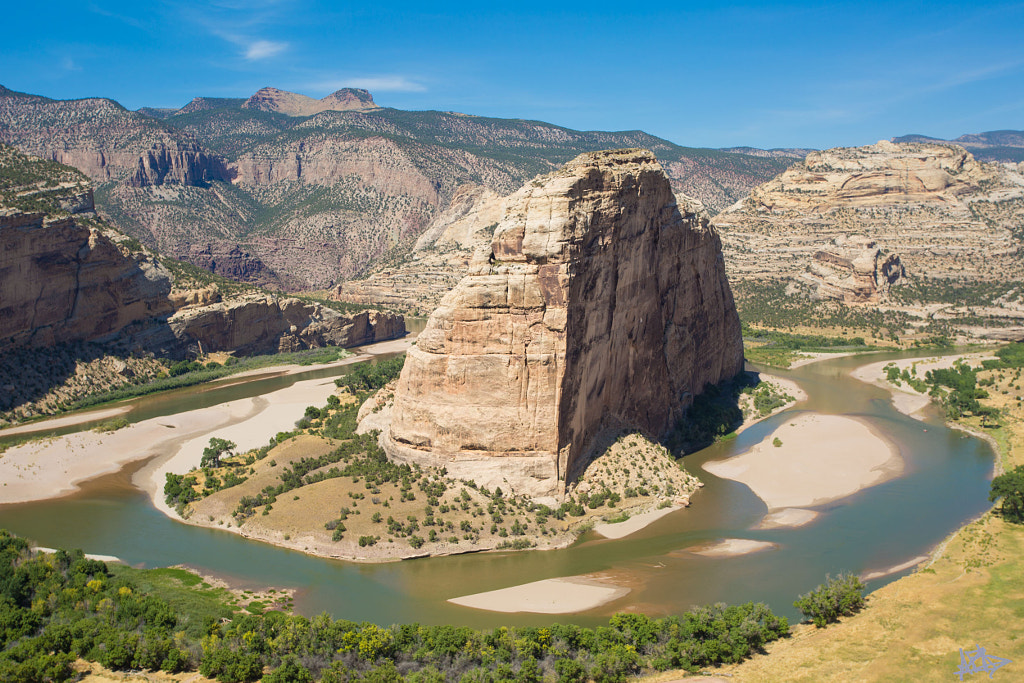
[
  {"left": 0, "top": 84, "right": 788, "bottom": 290},
  {"left": 712, "top": 141, "right": 1024, "bottom": 330},
  {"left": 376, "top": 149, "right": 744, "bottom": 499}
]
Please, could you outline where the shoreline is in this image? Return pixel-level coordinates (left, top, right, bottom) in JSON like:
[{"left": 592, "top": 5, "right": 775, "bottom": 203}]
[
  {"left": 0, "top": 335, "right": 416, "bottom": 439},
  {"left": 849, "top": 351, "right": 994, "bottom": 418},
  {"left": 0, "top": 335, "right": 417, "bottom": 506}
]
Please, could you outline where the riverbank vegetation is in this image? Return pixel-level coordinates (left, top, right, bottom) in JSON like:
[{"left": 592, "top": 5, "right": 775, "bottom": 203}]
[
  {"left": 706, "top": 342, "right": 1024, "bottom": 680},
  {"left": 0, "top": 341, "right": 355, "bottom": 429},
  {"left": 0, "top": 530, "right": 806, "bottom": 682},
  {"left": 666, "top": 371, "right": 797, "bottom": 454},
  {"left": 741, "top": 324, "right": 876, "bottom": 368}
]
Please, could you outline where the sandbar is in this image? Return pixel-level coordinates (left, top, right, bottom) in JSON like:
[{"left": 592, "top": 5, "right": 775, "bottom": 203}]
[
  {"left": 685, "top": 539, "right": 777, "bottom": 557},
  {"left": 755, "top": 508, "right": 820, "bottom": 529},
  {"left": 0, "top": 406, "right": 133, "bottom": 437},
  {"left": 0, "top": 376, "right": 340, "bottom": 507},
  {"left": 0, "top": 334, "right": 414, "bottom": 437},
  {"left": 703, "top": 413, "right": 901, "bottom": 510},
  {"left": 593, "top": 505, "right": 681, "bottom": 540},
  {"left": 0, "top": 334, "right": 416, "bottom": 506},
  {"left": 448, "top": 575, "right": 629, "bottom": 614},
  {"left": 33, "top": 547, "right": 122, "bottom": 564},
  {"left": 860, "top": 555, "right": 928, "bottom": 581}
]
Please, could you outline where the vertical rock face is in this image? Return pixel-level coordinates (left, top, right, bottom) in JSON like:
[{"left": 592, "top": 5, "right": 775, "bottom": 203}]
[
  {"left": 381, "top": 149, "right": 743, "bottom": 499},
  {"left": 0, "top": 210, "right": 174, "bottom": 351},
  {"left": 127, "top": 142, "right": 230, "bottom": 188}
]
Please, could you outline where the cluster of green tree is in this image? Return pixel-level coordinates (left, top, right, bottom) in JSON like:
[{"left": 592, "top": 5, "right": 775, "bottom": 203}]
[
  {"left": 169, "top": 359, "right": 224, "bottom": 377},
  {"left": 888, "top": 278, "right": 1021, "bottom": 308},
  {"left": 740, "top": 324, "right": 867, "bottom": 350},
  {"left": 884, "top": 363, "right": 929, "bottom": 393},
  {"left": 982, "top": 342, "right": 1024, "bottom": 370},
  {"left": 923, "top": 362, "right": 999, "bottom": 421},
  {"left": 990, "top": 465, "right": 1024, "bottom": 523},
  {"left": 0, "top": 531, "right": 194, "bottom": 682},
  {"left": 0, "top": 531, "right": 793, "bottom": 682},
  {"left": 792, "top": 573, "right": 866, "bottom": 628},
  {"left": 732, "top": 280, "right": 913, "bottom": 337},
  {"left": 745, "top": 384, "right": 795, "bottom": 418},
  {"left": 335, "top": 356, "right": 407, "bottom": 394},
  {"left": 0, "top": 528, "right": 879, "bottom": 682}
]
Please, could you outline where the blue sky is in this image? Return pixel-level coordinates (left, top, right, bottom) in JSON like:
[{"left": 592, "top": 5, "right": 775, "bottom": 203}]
[{"left": 3, "top": 1, "right": 1022, "bottom": 149}]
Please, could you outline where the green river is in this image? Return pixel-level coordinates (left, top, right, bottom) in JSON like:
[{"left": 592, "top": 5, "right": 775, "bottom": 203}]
[{"left": 0, "top": 347, "right": 996, "bottom": 628}]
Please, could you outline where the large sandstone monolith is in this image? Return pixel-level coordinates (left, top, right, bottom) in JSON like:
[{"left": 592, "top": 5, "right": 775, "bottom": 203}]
[{"left": 381, "top": 149, "right": 744, "bottom": 499}]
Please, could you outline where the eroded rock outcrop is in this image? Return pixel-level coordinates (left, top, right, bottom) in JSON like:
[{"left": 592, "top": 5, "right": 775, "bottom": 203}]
[
  {"left": 128, "top": 142, "right": 229, "bottom": 188},
  {"left": 379, "top": 149, "right": 743, "bottom": 499},
  {"left": 803, "top": 236, "right": 905, "bottom": 303},
  {"left": 164, "top": 297, "right": 405, "bottom": 356}
]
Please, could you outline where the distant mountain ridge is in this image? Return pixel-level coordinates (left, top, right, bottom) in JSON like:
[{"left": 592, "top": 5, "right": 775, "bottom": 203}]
[
  {"left": 892, "top": 130, "right": 1024, "bottom": 162},
  {"left": 0, "top": 84, "right": 792, "bottom": 290}
]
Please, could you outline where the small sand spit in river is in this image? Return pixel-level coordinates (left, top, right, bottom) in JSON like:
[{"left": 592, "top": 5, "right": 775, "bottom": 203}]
[
  {"left": 703, "top": 413, "right": 901, "bottom": 512},
  {"left": 449, "top": 575, "right": 630, "bottom": 614}
]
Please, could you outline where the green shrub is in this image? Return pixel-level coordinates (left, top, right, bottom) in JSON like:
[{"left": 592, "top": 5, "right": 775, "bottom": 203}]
[
  {"left": 793, "top": 572, "right": 866, "bottom": 627},
  {"left": 990, "top": 465, "right": 1024, "bottom": 522}
]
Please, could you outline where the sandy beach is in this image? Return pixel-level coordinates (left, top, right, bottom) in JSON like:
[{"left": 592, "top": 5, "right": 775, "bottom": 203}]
[
  {"left": 448, "top": 575, "right": 630, "bottom": 614},
  {"left": 788, "top": 350, "right": 870, "bottom": 369},
  {"left": 0, "top": 334, "right": 417, "bottom": 507},
  {"left": 703, "top": 413, "right": 901, "bottom": 510},
  {"left": 0, "top": 406, "right": 132, "bottom": 437},
  {"left": 860, "top": 555, "right": 929, "bottom": 581},
  {"left": 593, "top": 505, "right": 681, "bottom": 540},
  {"left": 850, "top": 352, "right": 994, "bottom": 418}
]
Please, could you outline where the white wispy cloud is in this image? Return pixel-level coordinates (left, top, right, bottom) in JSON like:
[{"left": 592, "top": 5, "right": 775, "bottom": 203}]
[
  {"left": 310, "top": 76, "right": 427, "bottom": 93},
  {"left": 244, "top": 39, "right": 289, "bottom": 60}
]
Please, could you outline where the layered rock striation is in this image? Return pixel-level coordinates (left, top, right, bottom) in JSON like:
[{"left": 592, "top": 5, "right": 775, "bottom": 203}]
[
  {"left": 162, "top": 298, "right": 405, "bottom": 357},
  {"left": 379, "top": 149, "right": 743, "bottom": 498},
  {"left": 0, "top": 204, "right": 174, "bottom": 352},
  {"left": 712, "top": 141, "right": 1024, "bottom": 302},
  {"left": 804, "top": 236, "right": 905, "bottom": 304}
]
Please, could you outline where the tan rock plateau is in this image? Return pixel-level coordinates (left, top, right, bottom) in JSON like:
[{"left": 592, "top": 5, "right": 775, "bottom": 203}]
[
  {"left": 713, "top": 141, "right": 1024, "bottom": 295},
  {"left": 378, "top": 149, "right": 744, "bottom": 498}
]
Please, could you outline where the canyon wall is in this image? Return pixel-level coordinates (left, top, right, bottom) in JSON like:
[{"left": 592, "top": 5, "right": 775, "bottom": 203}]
[
  {"left": 0, "top": 208, "right": 174, "bottom": 351},
  {"left": 379, "top": 149, "right": 743, "bottom": 499}
]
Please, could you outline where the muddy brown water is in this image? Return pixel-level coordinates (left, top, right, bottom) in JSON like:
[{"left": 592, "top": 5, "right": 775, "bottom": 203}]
[{"left": 0, "top": 347, "right": 996, "bottom": 628}]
